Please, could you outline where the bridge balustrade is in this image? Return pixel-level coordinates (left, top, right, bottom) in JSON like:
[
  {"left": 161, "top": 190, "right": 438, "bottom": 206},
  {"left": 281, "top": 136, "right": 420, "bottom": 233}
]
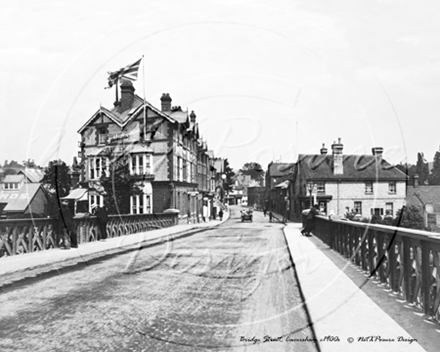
[
  {"left": 0, "top": 213, "right": 178, "bottom": 258},
  {"left": 313, "top": 216, "right": 440, "bottom": 318}
]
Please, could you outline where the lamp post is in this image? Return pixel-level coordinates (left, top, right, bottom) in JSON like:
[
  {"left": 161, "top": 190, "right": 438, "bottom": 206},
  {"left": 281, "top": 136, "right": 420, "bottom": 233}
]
[
  {"left": 221, "top": 174, "right": 227, "bottom": 203},
  {"left": 307, "top": 181, "right": 314, "bottom": 208}
]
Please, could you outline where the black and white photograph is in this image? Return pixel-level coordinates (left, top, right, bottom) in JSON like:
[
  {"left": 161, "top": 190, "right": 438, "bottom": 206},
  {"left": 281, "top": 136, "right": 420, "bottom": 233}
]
[{"left": 0, "top": 0, "right": 439, "bottom": 351}]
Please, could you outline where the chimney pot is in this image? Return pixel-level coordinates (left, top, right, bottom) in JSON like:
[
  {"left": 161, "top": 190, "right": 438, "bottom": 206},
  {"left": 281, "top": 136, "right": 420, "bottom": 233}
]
[
  {"left": 414, "top": 174, "right": 419, "bottom": 188},
  {"left": 160, "top": 93, "right": 172, "bottom": 112},
  {"left": 372, "top": 147, "right": 384, "bottom": 158},
  {"left": 320, "top": 143, "right": 328, "bottom": 155}
]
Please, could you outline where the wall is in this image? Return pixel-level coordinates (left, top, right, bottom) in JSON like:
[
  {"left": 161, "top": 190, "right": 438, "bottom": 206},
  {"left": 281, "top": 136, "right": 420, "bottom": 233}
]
[{"left": 325, "top": 181, "right": 406, "bottom": 217}]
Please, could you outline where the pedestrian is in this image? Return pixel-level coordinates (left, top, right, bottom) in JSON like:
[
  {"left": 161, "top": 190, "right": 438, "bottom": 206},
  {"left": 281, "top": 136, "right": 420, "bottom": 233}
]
[
  {"left": 301, "top": 204, "right": 319, "bottom": 236},
  {"left": 219, "top": 208, "right": 224, "bottom": 221},
  {"left": 263, "top": 207, "right": 267, "bottom": 217},
  {"left": 58, "top": 200, "right": 78, "bottom": 249},
  {"left": 269, "top": 211, "right": 273, "bottom": 222},
  {"left": 95, "top": 205, "right": 109, "bottom": 241}
]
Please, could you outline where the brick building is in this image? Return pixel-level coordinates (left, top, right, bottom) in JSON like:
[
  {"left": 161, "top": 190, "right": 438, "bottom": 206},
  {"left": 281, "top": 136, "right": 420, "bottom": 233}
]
[
  {"left": 265, "top": 162, "right": 295, "bottom": 216},
  {"left": 76, "top": 79, "right": 215, "bottom": 221},
  {"left": 292, "top": 139, "right": 407, "bottom": 220}
]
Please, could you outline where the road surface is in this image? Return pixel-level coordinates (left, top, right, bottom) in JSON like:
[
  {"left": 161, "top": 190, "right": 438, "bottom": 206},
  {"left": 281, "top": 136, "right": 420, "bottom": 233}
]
[{"left": 0, "top": 207, "right": 318, "bottom": 352}]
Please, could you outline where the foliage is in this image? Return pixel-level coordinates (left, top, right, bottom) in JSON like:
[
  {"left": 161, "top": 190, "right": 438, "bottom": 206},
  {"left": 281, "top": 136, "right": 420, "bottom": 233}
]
[
  {"left": 393, "top": 205, "right": 426, "bottom": 230},
  {"left": 344, "top": 209, "right": 358, "bottom": 220},
  {"left": 428, "top": 150, "right": 440, "bottom": 185},
  {"left": 22, "top": 159, "right": 39, "bottom": 168},
  {"left": 99, "top": 158, "right": 142, "bottom": 215},
  {"left": 44, "top": 191, "right": 64, "bottom": 219},
  {"left": 239, "top": 162, "right": 264, "bottom": 183},
  {"left": 415, "top": 152, "right": 429, "bottom": 185},
  {"left": 42, "top": 160, "right": 71, "bottom": 198},
  {"left": 223, "top": 158, "right": 235, "bottom": 193},
  {"left": 2, "top": 160, "right": 23, "bottom": 168},
  {"left": 395, "top": 163, "right": 415, "bottom": 178}
]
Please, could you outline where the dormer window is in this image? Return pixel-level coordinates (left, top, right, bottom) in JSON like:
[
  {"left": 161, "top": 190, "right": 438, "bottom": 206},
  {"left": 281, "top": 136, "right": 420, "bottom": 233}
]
[{"left": 3, "top": 182, "right": 20, "bottom": 190}]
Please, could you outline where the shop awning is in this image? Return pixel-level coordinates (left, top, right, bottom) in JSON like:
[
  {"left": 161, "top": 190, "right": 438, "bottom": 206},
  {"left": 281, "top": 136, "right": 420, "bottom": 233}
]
[
  {"left": 61, "top": 188, "right": 88, "bottom": 201},
  {"left": 275, "top": 180, "right": 290, "bottom": 189}
]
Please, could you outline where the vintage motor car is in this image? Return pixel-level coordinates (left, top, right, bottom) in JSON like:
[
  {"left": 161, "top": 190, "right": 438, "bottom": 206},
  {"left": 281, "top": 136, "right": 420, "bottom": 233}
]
[{"left": 241, "top": 209, "right": 253, "bottom": 222}]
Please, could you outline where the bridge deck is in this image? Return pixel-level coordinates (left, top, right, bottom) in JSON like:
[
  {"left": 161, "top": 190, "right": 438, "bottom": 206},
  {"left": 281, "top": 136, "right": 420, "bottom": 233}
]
[{"left": 285, "top": 222, "right": 438, "bottom": 352}]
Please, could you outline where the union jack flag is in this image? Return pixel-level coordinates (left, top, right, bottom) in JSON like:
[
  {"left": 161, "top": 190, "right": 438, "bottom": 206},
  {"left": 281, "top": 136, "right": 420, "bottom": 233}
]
[{"left": 106, "top": 58, "right": 142, "bottom": 88}]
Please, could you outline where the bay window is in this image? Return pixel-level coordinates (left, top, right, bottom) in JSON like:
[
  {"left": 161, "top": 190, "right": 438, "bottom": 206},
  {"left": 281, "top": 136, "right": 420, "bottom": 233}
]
[
  {"left": 129, "top": 154, "right": 153, "bottom": 175},
  {"left": 89, "top": 157, "right": 108, "bottom": 180}
]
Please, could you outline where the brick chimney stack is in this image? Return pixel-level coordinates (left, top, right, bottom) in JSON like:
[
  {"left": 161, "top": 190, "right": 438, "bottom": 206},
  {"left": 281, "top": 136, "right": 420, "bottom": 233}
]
[
  {"left": 414, "top": 174, "right": 419, "bottom": 188},
  {"left": 160, "top": 93, "right": 172, "bottom": 112},
  {"left": 118, "top": 79, "right": 135, "bottom": 112},
  {"left": 190, "top": 111, "right": 196, "bottom": 124},
  {"left": 331, "top": 137, "right": 344, "bottom": 175},
  {"left": 372, "top": 147, "right": 384, "bottom": 158},
  {"left": 320, "top": 143, "right": 328, "bottom": 155}
]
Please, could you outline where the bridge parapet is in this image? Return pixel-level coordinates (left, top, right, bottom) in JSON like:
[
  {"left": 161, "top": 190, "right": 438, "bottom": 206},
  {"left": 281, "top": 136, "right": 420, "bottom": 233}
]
[
  {"left": 314, "top": 215, "right": 440, "bottom": 319},
  {"left": 0, "top": 213, "right": 178, "bottom": 258}
]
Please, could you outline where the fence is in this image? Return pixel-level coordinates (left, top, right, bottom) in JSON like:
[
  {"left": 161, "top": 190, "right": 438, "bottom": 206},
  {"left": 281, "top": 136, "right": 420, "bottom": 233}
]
[
  {"left": 313, "top": 215, "right": 440, "bottom": 318},
  {"left": 0, "top": 213, "right": 178, "bottom": 257}
]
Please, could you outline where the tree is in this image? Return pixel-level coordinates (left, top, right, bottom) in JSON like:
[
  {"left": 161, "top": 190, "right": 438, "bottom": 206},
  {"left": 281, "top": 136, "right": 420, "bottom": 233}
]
[
  {"left": 428, "top": 150, "right": 440, "bottom": 185},
  {"left": 3, "top": 160, "right": 23, "bottom": 168},
  {"left": 240, "top": 162, "right": 264, "bottom": 183},
  {"left": 415, "top": 152, "right": 429, "bottom": 185},
  {"left": 393, "top": 205, "right": 426, "bottom": 230},
  {"left": 42, "top": 160, "right": 71, "bottom": 198},
  {"left": 22, "top": 159, "right": 38, "bottom": 168},
  {"left": 223, "top": 159, "right": 235, "bottom": 192},
  {"left": 395, "top": 163, "right": 415, "bottom": 178},
  {"left": 99, "top": 158, "right": 142, "bottom": 215}
]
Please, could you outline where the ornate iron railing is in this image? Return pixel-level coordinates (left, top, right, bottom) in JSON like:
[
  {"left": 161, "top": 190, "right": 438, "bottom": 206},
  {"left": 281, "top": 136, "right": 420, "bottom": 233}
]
[
  {"left": 0, "top": 213, "right": 178, "bottom": 257},
  {"left": 313, "top": 216, "right": 440, "bottom": 318}
]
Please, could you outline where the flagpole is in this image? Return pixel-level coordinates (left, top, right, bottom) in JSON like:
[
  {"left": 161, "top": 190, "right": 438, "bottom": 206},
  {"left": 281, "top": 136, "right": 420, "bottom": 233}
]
[
  {"left": 115, "top": 77, "right": 119, "bottom": 103},
  {"left": 142, "top": 55, "right": 146, "bottom": 142}
]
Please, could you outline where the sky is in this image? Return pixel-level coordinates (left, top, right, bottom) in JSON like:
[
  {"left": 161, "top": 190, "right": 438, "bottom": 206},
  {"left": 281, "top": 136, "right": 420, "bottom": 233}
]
[{"left": 1, "top": 0, "right": 440, "bottom": 171}]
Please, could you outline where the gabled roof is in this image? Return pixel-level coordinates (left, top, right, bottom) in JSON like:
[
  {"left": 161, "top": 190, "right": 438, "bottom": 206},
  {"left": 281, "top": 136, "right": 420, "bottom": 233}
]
[
  {"left": 19, "top": 168, "right": 45, "bottom": 183},
  {"left": 0, "top": 183, "right": 42, "bottom": 212},
  {"left": 78, "top": 94, "right": 177, "bottom": 134},
  {"left": 2, "top": 175, "right": 24, "bottom": 183},
  {"left": 407, "top": 186, "right": 440, "bottom": 207},
  {"left": 169, "top": 108, "right": 189, "bottom": 124},
  {"left": 298, "top": 154, "right": 407, "bottom": 181}
]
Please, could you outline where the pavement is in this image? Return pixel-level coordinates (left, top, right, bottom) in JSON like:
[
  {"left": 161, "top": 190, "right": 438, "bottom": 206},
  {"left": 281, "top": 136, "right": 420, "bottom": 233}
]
[
  {"left": 0, "top": 211, "right": 230, "bottom": 284},
  {"left": 284, "top": 221, "right": 432, "bottom": 352}
]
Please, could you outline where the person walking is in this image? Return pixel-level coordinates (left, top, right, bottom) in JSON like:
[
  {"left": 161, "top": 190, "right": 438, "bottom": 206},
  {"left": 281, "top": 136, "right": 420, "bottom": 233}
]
[
  {"left": 218, "top": 208, "right": 224, "bottom": 221},
  {"left": 301, "top": 204, "right": 319, "bottom": 236},
  {"left": 58, "top": 200, "right": 78, "bottom": 249},
  {"left": 95, "top": 205, "right": 109, "bottom": 241}
]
